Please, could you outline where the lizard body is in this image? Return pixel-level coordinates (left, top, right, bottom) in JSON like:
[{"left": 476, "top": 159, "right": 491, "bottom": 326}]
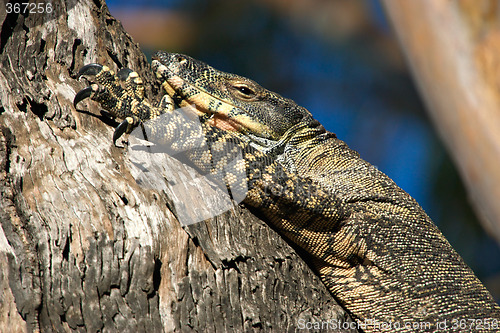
[{"left": 74, "top": 52, "right": 500, "bottom": 332}]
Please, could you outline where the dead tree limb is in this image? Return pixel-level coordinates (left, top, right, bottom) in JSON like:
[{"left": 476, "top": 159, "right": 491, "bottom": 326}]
[{"left": 0, "top": 0, "right": 354, "bottom": 331}]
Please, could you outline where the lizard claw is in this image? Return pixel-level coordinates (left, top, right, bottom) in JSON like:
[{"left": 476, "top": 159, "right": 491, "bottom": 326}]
[
  {"left": 74, "top": 63, "right": 106, "bottom": 108},
  {"left": 77, "top": 63, "right": 104, "bottom": 79},
  {"left": 73, "top": 85, "right": 95, "bottom": 108},
  {"left": 113, "top": 116, "right": 141, "bottom": 147},
  {"left": 117, "top": 68, "right": 134, "bottom": 81}
]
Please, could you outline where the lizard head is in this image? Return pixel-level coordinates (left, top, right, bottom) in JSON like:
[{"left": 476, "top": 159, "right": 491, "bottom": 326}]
[{"left": 152, "top": 51, "right": 314, "bottom": 143}]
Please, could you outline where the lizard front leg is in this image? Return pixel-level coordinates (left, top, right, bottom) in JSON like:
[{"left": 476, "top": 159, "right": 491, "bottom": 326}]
[{"left": 74, "top": 64, "right": 175, "bottom": 146}]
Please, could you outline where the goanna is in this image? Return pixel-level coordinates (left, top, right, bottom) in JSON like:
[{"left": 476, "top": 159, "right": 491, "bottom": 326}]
[{"left": 74, "top": 51, "right": 500, "bottom": 332}]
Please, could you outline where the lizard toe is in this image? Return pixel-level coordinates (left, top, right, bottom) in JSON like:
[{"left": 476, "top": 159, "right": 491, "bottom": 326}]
[{"left": 119, "top": 69, "right": 145, "bottom": 100}]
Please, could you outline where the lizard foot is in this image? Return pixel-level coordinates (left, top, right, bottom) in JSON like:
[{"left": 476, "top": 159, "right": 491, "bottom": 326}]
[{"left": 74, "top": 64, "right": 149, "bottom": 146}]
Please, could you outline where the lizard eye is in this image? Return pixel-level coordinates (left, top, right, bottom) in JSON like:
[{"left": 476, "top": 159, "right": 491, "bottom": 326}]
[
  {"left": 232, "top": 84, "right": 257, "bottom": 99},
  {"left": 237, "top": 86, "right": 254, "bottom": 95}
]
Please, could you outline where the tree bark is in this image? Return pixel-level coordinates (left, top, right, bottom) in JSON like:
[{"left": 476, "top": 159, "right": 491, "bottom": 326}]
[
  {"left": 0, "top": 0, "right": 355, "bottom": 332},
  {"left": 382, "top": 0, "right": 500, "bottom": 244}
]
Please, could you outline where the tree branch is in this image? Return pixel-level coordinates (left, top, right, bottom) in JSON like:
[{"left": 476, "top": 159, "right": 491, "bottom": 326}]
[
  {"left": 0, "top": 0, "right": 355, "bottom": 331},
  {"left": 383, "top": 0, "right": 500, "bottom": 243}
]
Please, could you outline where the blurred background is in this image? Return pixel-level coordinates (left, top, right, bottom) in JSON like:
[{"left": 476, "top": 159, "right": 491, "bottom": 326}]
[{"left": 106, "top": 0, "right": 500, "bottom": 300}]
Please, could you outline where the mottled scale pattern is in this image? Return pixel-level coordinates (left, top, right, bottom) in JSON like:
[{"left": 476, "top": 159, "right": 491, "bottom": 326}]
[{"left": 75, "top": 51, "right": 500, "bottom": 332}]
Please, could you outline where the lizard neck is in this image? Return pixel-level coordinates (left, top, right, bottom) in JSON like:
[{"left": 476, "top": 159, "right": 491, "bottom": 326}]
[
  {"left": 265, "top": 117, "right": 337, "bottom": 173},
  {"left": 287, "top": 118, "right": 336, "bottom": 147}
]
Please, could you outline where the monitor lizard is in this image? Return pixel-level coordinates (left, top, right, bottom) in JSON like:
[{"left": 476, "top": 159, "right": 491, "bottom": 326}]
[{"left": 74, "top": 51, "right": 500, "bottom": 332}]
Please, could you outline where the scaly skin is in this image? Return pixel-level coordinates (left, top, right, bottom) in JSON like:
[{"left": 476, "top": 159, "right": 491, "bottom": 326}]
[{"left": 74, "top": 51, "right": 500, "bottom": 332}]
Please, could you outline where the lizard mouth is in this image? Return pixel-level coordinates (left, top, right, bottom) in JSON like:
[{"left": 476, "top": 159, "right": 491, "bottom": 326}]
[
  {"left": 152, "top": 58, "right": 246, "bottom": 133},
  {"left": 167, "top": 75, "right": 245, "bottom": 132}
]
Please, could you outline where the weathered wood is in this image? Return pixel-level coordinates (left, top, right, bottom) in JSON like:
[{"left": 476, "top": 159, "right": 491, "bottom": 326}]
[
  {"left": 382, "top": 0, "right": 500, "bottom": 243},
  {"left": 0, "top": 0, "right": 355, "bottom": 331}
]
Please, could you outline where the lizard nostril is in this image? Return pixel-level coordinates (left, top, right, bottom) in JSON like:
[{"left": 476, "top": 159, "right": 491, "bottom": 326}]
[{"left": 177, "top": 56, "right": 187, "bottom": 64}]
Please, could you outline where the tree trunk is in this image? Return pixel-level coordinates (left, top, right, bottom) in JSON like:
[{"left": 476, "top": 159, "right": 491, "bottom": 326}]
[
  {"left": 382, "top": 0, "right": 500, "bottom": 244},
  {"left": 0, "top": 0, "right": 355, "bottom": 332}
]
